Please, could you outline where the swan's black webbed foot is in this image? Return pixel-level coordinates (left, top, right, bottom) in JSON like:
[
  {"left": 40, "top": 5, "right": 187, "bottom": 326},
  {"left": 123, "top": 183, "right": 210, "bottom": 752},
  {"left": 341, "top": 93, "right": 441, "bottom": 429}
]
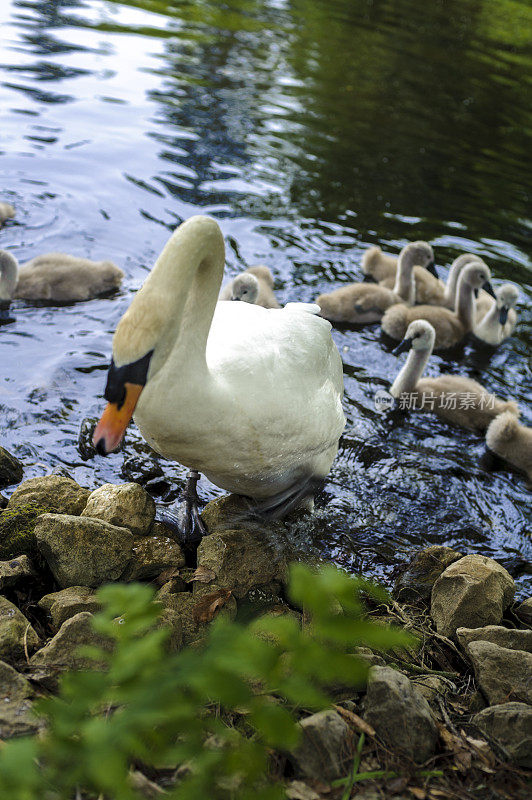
[
  {"left": 253, "top": 475, "right": 324, "bottom": 520},
  {"left": 0, "top": 303, "right": 15, "bottom": 326},
  {"left": 156, "top": 470, "right": 207, "bottom": 545}
]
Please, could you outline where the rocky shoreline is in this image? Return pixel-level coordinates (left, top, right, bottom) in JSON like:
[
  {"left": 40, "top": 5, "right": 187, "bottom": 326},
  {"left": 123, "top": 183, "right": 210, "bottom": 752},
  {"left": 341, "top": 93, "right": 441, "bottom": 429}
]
[{"left": 0, "top": 445, "right": 530, "bottom": 798}]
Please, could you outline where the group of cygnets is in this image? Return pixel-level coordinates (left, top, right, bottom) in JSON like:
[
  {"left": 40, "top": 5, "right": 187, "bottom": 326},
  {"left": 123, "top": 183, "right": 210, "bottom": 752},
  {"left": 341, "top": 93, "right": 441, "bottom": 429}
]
[
  {"left": 222, "top": 244, "right": 531, "bottom": 486},
  {"left": 0, "top": 199, "right": 530, "bottom": 488}
]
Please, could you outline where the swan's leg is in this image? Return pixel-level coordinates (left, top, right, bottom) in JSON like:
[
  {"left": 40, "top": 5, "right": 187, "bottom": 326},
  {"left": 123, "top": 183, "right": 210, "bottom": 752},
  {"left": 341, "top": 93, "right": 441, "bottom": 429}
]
[
  {"left": 253, "top": 476, "right": 323, "bottom": 520},
  {"left": 0, "top": 303, "right": 15, "bottom": 325},
  {"left": 156, "top": 470, "right": 207, "bottom": 544}
]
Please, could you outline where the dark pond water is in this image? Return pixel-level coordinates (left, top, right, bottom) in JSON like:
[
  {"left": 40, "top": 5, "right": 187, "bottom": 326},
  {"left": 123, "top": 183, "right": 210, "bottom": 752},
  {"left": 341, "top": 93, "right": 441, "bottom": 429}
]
[{"left": 1, "top": 0, "right": 531, "bottom": 595}]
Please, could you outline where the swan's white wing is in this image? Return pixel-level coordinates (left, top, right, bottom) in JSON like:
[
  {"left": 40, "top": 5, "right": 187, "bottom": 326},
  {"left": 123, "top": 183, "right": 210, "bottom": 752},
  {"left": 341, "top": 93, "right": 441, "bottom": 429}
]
[{"left": 283, "top": 302, "right": 321, "bottom": 315}]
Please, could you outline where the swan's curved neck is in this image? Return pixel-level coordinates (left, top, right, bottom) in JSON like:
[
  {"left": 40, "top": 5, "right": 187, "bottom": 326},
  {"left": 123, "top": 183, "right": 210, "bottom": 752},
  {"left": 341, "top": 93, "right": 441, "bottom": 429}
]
[
  {"left": 476, "top": 300, "right": 499, "bottom": 333},
  {"left": 113, "top": 216, "right": 225, "bottom": 374},
  {"left": 391, "top": 347, "right": 431, "bottom": 396},
  {"left": 455, "top": 275, "right": 475, "bottom": 331},
  {"left": 392, "top": 251, "right": 415, "bottom": 303},
  {"left": 443, "top": 258, "right": 466, "bottom": 308},
  {"left": 0, "top": 252, "right": 18, "bottom": 301}
]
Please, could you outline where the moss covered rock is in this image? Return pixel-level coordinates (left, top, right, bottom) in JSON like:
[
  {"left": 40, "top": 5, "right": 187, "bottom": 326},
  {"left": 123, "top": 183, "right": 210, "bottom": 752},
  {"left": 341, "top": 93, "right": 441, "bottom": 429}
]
[
  {"left": 0, "top": 597, "right": 40, "bottom": 663},
  {"left": 0, "top": 661, "right": 40, "bottom": 739},
  {"left": 8, "top": 476, "right": 89, "bottom": 515},
  {"left": 0, "top": 503, "right": 51, "bottom": 559}
]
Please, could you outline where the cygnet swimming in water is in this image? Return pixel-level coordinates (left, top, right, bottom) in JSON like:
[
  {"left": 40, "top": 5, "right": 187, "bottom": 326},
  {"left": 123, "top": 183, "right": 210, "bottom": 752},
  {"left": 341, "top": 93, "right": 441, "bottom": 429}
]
[{"left": 219, "top": 265, "right": 280, "bottom": 308}]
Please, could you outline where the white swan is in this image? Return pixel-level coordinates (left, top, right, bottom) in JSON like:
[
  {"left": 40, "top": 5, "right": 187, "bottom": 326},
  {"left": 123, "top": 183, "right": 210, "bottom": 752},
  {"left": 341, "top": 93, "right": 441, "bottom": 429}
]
[{"left": 93, "top": 216, "right": 345, "bottom": 538}]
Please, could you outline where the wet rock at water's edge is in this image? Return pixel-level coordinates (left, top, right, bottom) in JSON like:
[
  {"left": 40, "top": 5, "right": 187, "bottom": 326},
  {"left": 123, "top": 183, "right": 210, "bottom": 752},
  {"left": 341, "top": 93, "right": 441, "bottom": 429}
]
[
  {"left": 363, "top": 666, "right": 438, "bottom": 763},
  {"left": 289, "top": 709, "right": 354, "bottom": 781},
  {"left": 196, "top": 527, "right": 288, "bottom": 598},
  {"left": 121, "top": 454, "right": 164, "bottom": 486},
  {"left": 0, "top": 475, "right": 90, "bottom": 561},
  {"left": 0, "top": 447, "right": 23, "bottom": 490},
  {"left": 38, "top": 586, "right": 102, "bottom": 632},
  {"left": 430, "top": 555, "right": 515, "bottom": 639},
  {"left": 35, "top": 513, "right": 134, "bottom": 588},
  {"left": 465, "top": 640, "right": 532, "bottom": 705},
  {"left": 30, "top": 611, "right": 113, "bottom": 690},
  {"left": 456, "top": 625, "right": 532, "bottom": 654},
  {"left": 81, "top": 482, "right": 155, "bottom": 537},
  {"left": 394, "top": 545, "right": 463, "bottom": 604},
  {"left": 0, "top": 660, "right": 41, "bottom": 739},
  {"left": 514, "top": 597, "right": 532, "bottom": 628},
  {"left": 77, "top": 417, "right": 98, "bottom": 460},
  {"left": 473, "top": 703, "right": 532, "bottom": 768},
  {"left": 0, "top": 556, "right": 36, "bottom": 591},
  {"left": 122, "top": 526, "right": 185, "bottom": 582},
  {"left": 7, "top": 475, "right": 90, "bottom": 515},
  {"left": 0, "top": 596, "right": 40, "bottom": 663}
]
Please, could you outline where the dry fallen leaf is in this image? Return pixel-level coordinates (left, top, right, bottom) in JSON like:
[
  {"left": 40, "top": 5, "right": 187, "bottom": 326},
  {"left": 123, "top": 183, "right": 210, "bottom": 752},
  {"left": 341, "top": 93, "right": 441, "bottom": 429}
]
[
  {"left": 155, "top": 568, "right": 181, "bottom": 587},
  {"left": 409, "top": 788, "right": 426, "bottom": 799},
  {"left": 191, "top": 565, "right": 216, "bottom": 584},
  {"left": 192, "top": 589, "right": 232, "bottom": 624},
  {"left": 333, "top": 704, "right": 376, "bottom": 737}
]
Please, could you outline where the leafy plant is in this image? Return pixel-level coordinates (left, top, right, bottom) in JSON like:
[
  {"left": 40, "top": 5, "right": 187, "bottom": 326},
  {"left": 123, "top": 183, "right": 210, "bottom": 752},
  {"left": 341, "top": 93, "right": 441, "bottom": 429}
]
[{"left": 0, "top": 563, "right": 413, "bottom": 800}]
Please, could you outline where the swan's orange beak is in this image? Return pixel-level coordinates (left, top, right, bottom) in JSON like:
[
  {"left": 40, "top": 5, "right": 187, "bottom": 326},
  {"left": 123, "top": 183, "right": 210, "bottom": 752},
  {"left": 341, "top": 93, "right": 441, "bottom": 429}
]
[{"left": 92, "top": 383, "right": 143, "bottom": 455}]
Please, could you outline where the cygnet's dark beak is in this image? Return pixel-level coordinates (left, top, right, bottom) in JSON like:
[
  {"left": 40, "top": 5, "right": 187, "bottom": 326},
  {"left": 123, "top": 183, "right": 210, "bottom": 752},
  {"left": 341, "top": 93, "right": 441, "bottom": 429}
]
[
  {"left": 426, "top": 260, "right": 438, "bottom": 278},
  {"left": 231, "top": 297, "right": 241, "bottom": 301},
  {"left": 483, "top": 281, "right": 496, "bottom": 298},
  {"left": 474, "top": 288, "right": 479, "bottom": 298},
  {"left": 393, "top": 337, "right": 412, "bottom": 356},
  {"left": 499, "top": 306, "right": 509, "bottom": 325}
]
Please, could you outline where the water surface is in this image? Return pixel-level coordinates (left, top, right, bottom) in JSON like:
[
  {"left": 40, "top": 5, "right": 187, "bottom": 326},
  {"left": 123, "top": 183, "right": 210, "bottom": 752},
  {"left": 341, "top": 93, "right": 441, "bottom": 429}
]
[{"left": 1, "top": 0, "right": 531, "bottom": 594}]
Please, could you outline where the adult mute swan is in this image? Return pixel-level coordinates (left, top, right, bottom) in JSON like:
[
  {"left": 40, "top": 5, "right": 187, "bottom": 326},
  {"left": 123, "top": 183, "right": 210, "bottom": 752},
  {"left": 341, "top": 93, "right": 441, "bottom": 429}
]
[
  {"left": 93, "top": 216, "right": 345, "bottom": 540},
  {"left": 220, "top": 265, "right": 280, "bottom": 308},
  {"left": 317, "top": 242, "right": 435, "bottom": 325}
]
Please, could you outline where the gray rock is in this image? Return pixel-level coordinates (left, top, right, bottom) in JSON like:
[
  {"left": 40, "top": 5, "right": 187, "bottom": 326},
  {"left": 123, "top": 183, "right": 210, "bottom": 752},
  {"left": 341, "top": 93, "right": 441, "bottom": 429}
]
[
  {"left": 196, "top": 528, "right": 287, "bottom": 598},
  {"left": 466, "top": 641, "right": 532, "bottom": 705},
  {"left": 0, "top": 596, "right": 40, "bottom": 663},
  {"left": 77, "top": 417, "right": 98, "bottom": 460},
  {"left": 121, "top": 455, "right": 163, "bottom": 486},
  {"left": 514, "top": 597, "right": 532, "bottom": 628},
  {"left": 431, "top": 555, "right": 515, "bottom": 638},
  {"left": 351, "top": 647, "right": 385, "bottom": 668},
  {"left": 0, "top": 556, "right": 36, "bottom": 591},
  {"left": 412, "top": 675, "right": 456, "bottom": 711},
  {"left": 394, "top": 545, "right": 463, "bottom": 604},
  {"left": 0, "top": 660, "right": 40, "bottom": 739},
  {"left": 123, "top": 531, "right": 185, "bottom": 582},
  {"left": 82, "top": 483, "right": 155, "bottom": 537},
  {"left": 30, "top": 612, "right": 112, "bottom": 689},
  {"left": 473, "top": 702, "right": 532, "bottom": 768},
  {"left": 457, "top": 625, "right": 532, "bottom": 654},
  {"left": 154, "top": 609, "right": 183, "bottom": 653},
  {"left": 290, "top": 709, "right": 353, "bottom": 781},
  {"left": 7, "top": 475, "right": 89, "bottom": 515},
  {"left": 363, "top": 666, "right": 438, "bottom": 762},
  {"left": 38, "top": 586, "right": 102, "bottom": 631},
  {"left": 35, "top": 513, "right": 134, "bottom": 588},
  {"left": 0, "top": 502, "right": 57, "bottom": 560},
  {"left": 0, "top": 447, "right": 23, "bottom": 490}
]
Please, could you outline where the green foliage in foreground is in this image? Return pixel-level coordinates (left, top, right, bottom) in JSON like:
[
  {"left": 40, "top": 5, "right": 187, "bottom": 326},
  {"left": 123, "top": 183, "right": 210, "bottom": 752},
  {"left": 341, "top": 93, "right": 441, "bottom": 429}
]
[{"left": 0, "top": 564, "right": 413, "bottom": 800}]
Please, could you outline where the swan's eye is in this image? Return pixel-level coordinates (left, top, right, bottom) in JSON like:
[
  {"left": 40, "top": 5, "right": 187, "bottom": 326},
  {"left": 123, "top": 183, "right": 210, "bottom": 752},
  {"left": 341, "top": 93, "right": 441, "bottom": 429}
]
[{"left": 104, "top": 350, "right": 153, "bottom": 410}]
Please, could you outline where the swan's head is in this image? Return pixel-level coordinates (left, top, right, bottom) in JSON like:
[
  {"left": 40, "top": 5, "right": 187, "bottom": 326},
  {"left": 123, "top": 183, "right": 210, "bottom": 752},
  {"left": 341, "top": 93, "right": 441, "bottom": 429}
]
[
  {"left": 393, "top": 319, "right": 435, "bottom": 355},
  {"left": 231, "top": 273, "right": 259, "bottom": 303},
  {"left": 459, "top": 261, "right": 495, "bottom": 296},
  {"left": 399, "top": 241, "right": 437, "bottom": 277},
  {"left": 495, "top": 283, "right": 519, "bottom": 325}
]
